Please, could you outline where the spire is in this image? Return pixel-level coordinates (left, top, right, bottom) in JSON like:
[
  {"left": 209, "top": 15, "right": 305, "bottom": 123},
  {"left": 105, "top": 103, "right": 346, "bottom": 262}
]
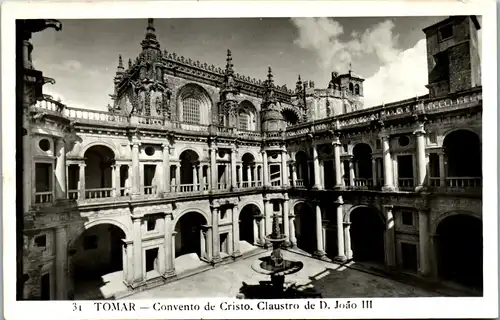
[
  {"left": 295, "top": 74, "right": 303, "bottom": 93},
  {"left": 266, "top": 66, "right": 274, "bottom": 86},
  {"left": 128, "top": 58, "right": 132, "bottom": 69},
  {"left": 225, "top": 49, "right": 234, "bottom": 75},
  {"left": 348, "top": 62, "right": 352, "bottom": 76},
  {"left": 116, "top": 54, "right": 124, "bottom": 74},
  {"left": 141, "top": 18, "right": 160, "bottom": 51}
]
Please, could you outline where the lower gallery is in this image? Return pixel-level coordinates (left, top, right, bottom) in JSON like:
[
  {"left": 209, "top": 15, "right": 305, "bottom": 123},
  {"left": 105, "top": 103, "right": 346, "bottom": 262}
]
[{"left": 19, "top": 15, "right": 483, "bottom": 300}]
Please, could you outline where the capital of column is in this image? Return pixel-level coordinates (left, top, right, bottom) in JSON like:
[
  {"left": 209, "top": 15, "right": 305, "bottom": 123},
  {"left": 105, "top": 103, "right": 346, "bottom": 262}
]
[
  {"left": 331, "top": 136, "right": 341, "bottom": 146},
  {"left": 413, "top": 127, "right": 426, "bottom": 136},
  {"left": 333, "top": 196, "right": 344, "bottom": 205},
  {"left": 283, "top": 193, "right": 289, "bottom": 201},
  {"left": 378, "top": 132, "right": 390, "bottom": 140},
  {"left": 131, "top": 141, "right": 141, "bottom": 148},
  {"left": 383, "top": 204, "right": 394, "bottom": 212}
]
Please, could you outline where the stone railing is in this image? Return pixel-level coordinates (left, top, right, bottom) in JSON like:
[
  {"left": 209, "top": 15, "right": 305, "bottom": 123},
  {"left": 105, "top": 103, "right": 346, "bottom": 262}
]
[
  {"left": 34, "top": 98, "right": 66, "bottom": 113},
  {"left": 64, "top": 107, "right": 129, "bottom": 123}
]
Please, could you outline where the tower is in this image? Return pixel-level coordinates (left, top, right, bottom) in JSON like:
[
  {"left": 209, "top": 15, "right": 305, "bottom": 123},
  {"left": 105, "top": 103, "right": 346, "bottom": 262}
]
[
  {"left": 261, "top": 67, "right": 286, "bottom": 132},
  {"left": 423, "top": 15, "right": 481, "bottom": 97}
]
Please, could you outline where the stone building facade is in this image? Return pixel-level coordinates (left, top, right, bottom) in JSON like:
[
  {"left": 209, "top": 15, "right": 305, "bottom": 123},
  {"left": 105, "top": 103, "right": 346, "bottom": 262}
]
[{"left": 20, "top": 16, "right": 482, "bottom": 300}]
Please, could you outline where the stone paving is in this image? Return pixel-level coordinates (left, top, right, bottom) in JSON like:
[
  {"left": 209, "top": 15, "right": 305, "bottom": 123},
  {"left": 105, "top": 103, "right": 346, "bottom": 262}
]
[{"left": 129, "top": 251, "right": 441, "bottom": 299}]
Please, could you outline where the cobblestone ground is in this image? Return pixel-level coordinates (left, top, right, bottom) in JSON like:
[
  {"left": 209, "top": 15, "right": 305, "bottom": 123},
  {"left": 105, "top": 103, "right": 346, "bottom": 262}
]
[{"left": 129, "top": 251, "right": 441, "bottom": 299}]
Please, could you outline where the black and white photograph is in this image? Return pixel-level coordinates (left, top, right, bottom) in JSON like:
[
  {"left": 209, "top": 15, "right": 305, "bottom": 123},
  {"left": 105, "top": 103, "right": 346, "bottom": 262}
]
[{"left": 3, "top": 1, "right": 498, "bottom": 319}]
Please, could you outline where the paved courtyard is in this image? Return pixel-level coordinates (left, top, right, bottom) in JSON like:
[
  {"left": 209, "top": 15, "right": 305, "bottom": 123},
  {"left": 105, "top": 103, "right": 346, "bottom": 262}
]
[{"left": 129, "top": 250, "right": 441, "bottom": 299}]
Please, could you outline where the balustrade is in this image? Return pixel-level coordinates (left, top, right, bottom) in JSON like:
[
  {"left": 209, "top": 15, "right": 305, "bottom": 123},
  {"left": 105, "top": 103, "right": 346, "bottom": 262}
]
[
  {"left": 67, "top": 190, "right": 79, "bottom": 200},
  {"left": 446, "top": 177, "right": 482, "bottom": 188},
  {"left": 143, "top": 185, "right": 158, "bottom": 195},
  {"left": 85, "top": 188, "right": 113, "bottom": 199},
  {"left": 429, "top": 178, "right": 440, "bottom": 187},
  {"left": 295, "top": 179, "right": 304, "bottom": 187},
  {"left": 398, "top": 178, "right": 415, "bottom": 190},
  {"left": 34, "top": 191, "right": 53, "bottom": 204},
  {"left": 353, "top": 178, "right": 373, "bottom": 187}
]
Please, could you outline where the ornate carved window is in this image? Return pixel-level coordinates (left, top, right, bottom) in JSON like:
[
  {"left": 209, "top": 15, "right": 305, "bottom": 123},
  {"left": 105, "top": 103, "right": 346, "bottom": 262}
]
[
  {"left": 177, "top": 84, "right": 212, "bottom": 125},
  {"left": 182, "top": 97, "right": 201, "bottom": 124},
  {"left": 239, "top": 112, "right": 249, "bottom": 130}
]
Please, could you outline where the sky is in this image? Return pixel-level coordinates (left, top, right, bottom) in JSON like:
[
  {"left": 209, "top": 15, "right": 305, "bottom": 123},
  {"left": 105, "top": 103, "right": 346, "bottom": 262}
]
[{"left": 30, "top": 16, "right": 481, "bottom": 111}]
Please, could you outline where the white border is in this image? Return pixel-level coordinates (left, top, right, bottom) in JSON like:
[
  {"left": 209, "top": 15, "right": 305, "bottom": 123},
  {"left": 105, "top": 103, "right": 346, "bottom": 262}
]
[{"left": 2, "top": 1, "right": 498, "bottom": 319}]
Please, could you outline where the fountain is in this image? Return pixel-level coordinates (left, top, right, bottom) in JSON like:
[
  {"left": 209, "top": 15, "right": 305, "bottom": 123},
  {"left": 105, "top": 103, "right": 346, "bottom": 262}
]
[{"left": 240, "top": 212, "right": 309, "bottom": 299}]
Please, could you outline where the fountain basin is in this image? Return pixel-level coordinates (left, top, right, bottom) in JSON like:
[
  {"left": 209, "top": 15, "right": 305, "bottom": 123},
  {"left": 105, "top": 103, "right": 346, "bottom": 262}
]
[{"left": 251, "top": 256, "right": 304, "bottom": 276}]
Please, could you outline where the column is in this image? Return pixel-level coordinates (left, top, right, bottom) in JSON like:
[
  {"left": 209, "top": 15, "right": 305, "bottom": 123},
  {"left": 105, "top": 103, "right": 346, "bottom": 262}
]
[
  {"left": 340, "top": 160, "right": 345, "bottom": 186},
  {"left": 206, "top": 228, "right": 213, "bottom": 261},
  {"left": 414, "top": 124, "right": 427, "bottom": 191},
  {"left": 164, "top": 214, "right": 175, "bottom": 277},
  {"left": 23, "top": 114, "right": 32, "bottom": 208},
  {"left": 348, "top": 157, "right": 355, "bottom": 187},
  {"left": 289, "top": 215, "right": 297, "bottom": 246},
  {"left": 175, "top": 164, "right": 181, "bottom": 190},
  {"left": 252, "top": 166, "right": 256, "bottom": 185},
  {"left": 380, "top": 134, "right": 395, "bottom": 191},
  {"left": 335, "top": 197, "right": 346, "bottom": 261},
  {"left": 281, "top": 150, "right": 288, "bottom": 187},
  {"left": 262, "top": 151, "right": 269, "bottom": 187},
  {"left": 384, "top": 205, "right": 396, "bottom": 269},
  {"left": 253, "top": 218, "right": 259, "bottom": 245},
  {"left": 124, "top": 242, "right": 134, "bottom": 285},
  {"left": 54, "top": 138, "right": 67, "bottom": 200},
  {"left": 314, "top": 203, "right": 325, "bottom": 257},
  {"left": 196, "top": 164, "right": 202, "bottom": 190},
  {"left": 78, "top": 163, "right": 86, "bottom": 200},
  {"left": 230, "top": 149, "right": 237, "bottom": 189},
  {"left": 210, "top": 147, "right": 217, "bottom": 190},
  {"left": 291, "top": 163, "right": 297, "bottom": 187},
  {"left": 192, "top": 164, "right": 198, "bottom": 188},
  {"left": 372, "top": 158, "right": 378, "bottom": 187},
  {"left": 283, "top": 197, "right": 290, "bottom": 246},
  {"left": 162, "top": 144, "right": 170, "bottom": 193},
  {"left": 238, "top": 165, "right": 243, "bottom": 187},
  {"left": 131, "top": 142, "right": 141, "bottom": 195},
  {"left": 232, "top": 204, "right": 241, "bottom": 257},
  {"left": 132, "top": 217, "right": 143, "bottom": 283},
  {"left": 344, "top": 222, "right": 352, "bottom": 259},
  {"left": 333, "top": 137, "right": 342, "bottom": 188},
  {"left": 212, "top": 206, "right": 221, "bottom": 262},
  {"left": 312, "top": 144, "right": 322, "bottom": 189},
  {"left": 264, "top": 199, "right": 272, "bottom": 246},
  {"left": 114, "top": 164, "right": 121, "bottom": 196},
  {"left": 438, "top": 152, "right": 446, "bottom": 187},
  {"left": 418, "top": 209, "right": 430, "bottom": 276},
  {"left": 258, "top": 215, "right": 266, "bottom": 245},
  {"left": 55, "top": 227, "right": 68, "bottom": 299},
  {"left": 246, "top": 165, "right": 251, "bottom": 184}
]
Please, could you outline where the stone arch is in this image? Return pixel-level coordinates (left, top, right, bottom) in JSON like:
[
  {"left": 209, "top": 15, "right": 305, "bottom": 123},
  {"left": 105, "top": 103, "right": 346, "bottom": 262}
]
[
  {"left": 442, "top": 129, "right": 481, "bottom": 178},
  {"left": 177, "top": 148, "right": 201, "bottom": 161},
  {"left": 442, "top": 127, "right": 481, "bottom": 143},
  {"left": 238, "top": 200, "right": 264, "bottom": 215},
  {"left": 431, "top": 210, "right": 481, "bottom": 235},
  {"left": 281, "top": 106, "right": 300, "bottom": 126},
  {"left": 79, "top": 141, "right": 119, "bottom": 159},
  {"left": 68, "top": 218, "right": 131, "bottom": 250},
  {"left": 292, "top": 200, "right": 316, "bottom": 254},
  {"left": 176, "top": 83, "right": 213, "bottom": 125},
  {"left": 238, "top": 202, "right": 262, "bottom": 245},
  {"left": 172, "top": 207, "right": 210, "bottom": 229},
  {"left": 344, "top": 204, "right": 385, "bottom": 223}
]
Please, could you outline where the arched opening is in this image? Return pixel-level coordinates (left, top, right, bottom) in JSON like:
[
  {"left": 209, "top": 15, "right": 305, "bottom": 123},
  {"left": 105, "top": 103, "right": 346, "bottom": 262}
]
[
  {"left": 349, "top": 206, "right": 385, "bottom": 264},
  {"left": 238, "top": 101, "right": 258, "bottom": 131},
  {"left": 174, "top": 211, "right": 208, "bottom": 259},
  {"left": 281, "top": 109, "right": 300, "bottom": 126},
  {"left": 239, "top": 204, "right": 260, "bottom": 246},
  {"left": 241, "top": 153, "right": 256, "bottom": 187},
  {"left": 179, "top": 149, "right": 200, "bottom": 192},
  {"left": 294, "top": 151, "right": 309, "bottom": 187},
  {"left": 353, "top": 143, "right": 373, "bottom": 188},
  {"left": 443, "top": 130, "right": 481, "bottom": 187},
  {"left": 177, "top": 84, "right": 212, "bottom": 125},
  {"left": 84, "top": 145, "right": 115, "bottom": 198},
  {"left": 436, "top": 214, "right": 483, "bottom": 290},
  {"left": 354, "top": 84, "right": 360, "bottom": 95},
  {"left": 71, "top": 223, "right": 126, "bottom": 299},
  {"left": 349, "top": 82, "right": 354, "bottom": 93},
  {"left": 293, "top": 202, "right": 315, "bottom": 254}
]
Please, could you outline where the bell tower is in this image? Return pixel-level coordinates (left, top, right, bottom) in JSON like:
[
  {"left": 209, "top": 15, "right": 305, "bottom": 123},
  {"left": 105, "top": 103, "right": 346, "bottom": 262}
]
[{"left": 423, "top": 15, "right": 481, "bottom": 97}]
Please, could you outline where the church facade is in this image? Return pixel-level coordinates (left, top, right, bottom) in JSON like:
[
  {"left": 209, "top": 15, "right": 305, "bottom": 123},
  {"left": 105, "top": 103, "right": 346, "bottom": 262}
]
[{"left": 20, "top": 16, "right": 482, "bottom": 300}]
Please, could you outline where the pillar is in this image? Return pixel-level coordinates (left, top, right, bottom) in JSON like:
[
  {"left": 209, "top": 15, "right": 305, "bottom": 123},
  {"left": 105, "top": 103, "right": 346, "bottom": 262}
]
[
  {"left": 291, "top": 163, "right": 297, "bottom": 187},
  {"left": 232, "top": 204, "right": 241, "bottom": 257},
  {"left": 438, "top": 152, "right": 446, "bottom": 187},
  {"left": 210, "top": 147, "right": 217, "bottom": 190},
  {"left": 231, "top": 149, "right": 237, "bottom": 189},
  {"left": 348, "top": 156, "right": 355, "bottom": 187},
  {"left": 283, "top": 197, "right": 290, "bottom": 246},
  {"left": 372, "top": 158, "right": 377, "bottom": 187},
  {"left": 196, "top": 164, "right": 202, "bottom": 190},
  {"left": 238, "top": 165, "right": 243, "bottom": 187},
  {"left": 54, "top": 138, "right": 66, "bottom": 200},
  {"left": 281, "top": 150, "right": 288, "bottom": 187},
  {"left": 414, "top": 124, "right": 427, "bottom": 191},
  {"left": 124, "top": 242, "right": 134, "bottom": 285},
  {"left": 164, "top": 214, "right": 175, "bottom": 277},
  {"left": 212, "top": 206, "right": 221, "bottom": 263},
  {"left": 344, "top": 222, "right": 352, "bottom": 259},
  {"left": 246, "top": 165, "right": 251, "bottom": 183},
  {"left": 418, "top": 209, "right": 430, "bottom": 276},
  {"left": 384, "top": 205, "right": 396, "bottom": 269},
  {"left": 78, "top": 163, "right": 86, "bottom": 200},
  {"left": 314, "top": 203, "right": 325, "bottom": 257},
  {"left": 132, "top": 217, "right": 143, "bottom": 283},
  {"left": 131, "top": 142, "right": 141, "bottom": 195},
  {"left": 289, "top": 214, "right": 297, "bottom": 246},
  {"left": 264, "top": 199, "right": 272, "bottom": 246},
  {"left": 162, "top": 144, "right": 170, "bottom": 193},
  {"left": 333, "top": 138, "right": 342, "bottom": 188},
  {"left": 175, "top": 164, "right": 181, "bottom": 190},
  {"left": 23, "top": 114, "right": 32, "bottom": 208},
  {"left": 258, "top": 215, "right": 265, "bottom": 246},
  {"left": 312, "top": 144, "right": 322, "bottom": 189},
  {"left": 55, "top": 227, "right": 68, "bottom": 299},
  {"left": 205, "top": 227, "right": 213, "bottom": 261},
  {"left": 114, "top": 164, "right": 121, "bottom": 196},
  {"left": 335, "top": 197, "right": 346, "bottom": 261},
  {"left": 262, "top": 150, "right": 269, "bottom": 187},
  {"left": 380, "top": 134, "right": 395, "bottom": 191}
]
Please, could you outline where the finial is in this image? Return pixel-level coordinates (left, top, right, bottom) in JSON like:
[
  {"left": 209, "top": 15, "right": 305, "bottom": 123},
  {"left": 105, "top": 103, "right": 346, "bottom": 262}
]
[
  {"left": 298, "top": 74, "right": 301, "bottom": 82},
  {"left": 225, "top": 49, "right": 234, "bottom": 71},
  {"left": 118, "top": 55, "right": 123, "bottom": 68},
  {"left": 267, "top": 66, "right": 274, "bottom": 82},
  {"left": 128, "top": 58, "right": 132, "bottom": 68},
  {"left": 147, "top": 18, "right": 155, "bottom": 32}
]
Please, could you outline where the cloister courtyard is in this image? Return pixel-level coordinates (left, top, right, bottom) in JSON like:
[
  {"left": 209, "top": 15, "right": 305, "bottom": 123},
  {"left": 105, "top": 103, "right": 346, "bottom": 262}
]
[{"left": 126, "top": 250, "right": 441, "bottom": 299}]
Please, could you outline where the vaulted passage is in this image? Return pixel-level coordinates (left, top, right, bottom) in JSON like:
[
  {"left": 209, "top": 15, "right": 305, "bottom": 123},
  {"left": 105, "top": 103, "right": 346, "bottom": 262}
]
[
  {"left": 174, "top": 212, "right": 207, "bottom": 258},
  {"left": 70, "top": 224, "right": 126, "bottom": 299},
  {"left": 436, "top": 214, "right": 483, "bottom": 290},
  {"left": 349, "top": 207, "right": 385, "bottom": 264},
  {"left": 293, "top": 203, "right": 316, "bottom": 254},
  {"left": 239, "top": 204, "right": 259, "bottom": 245}
]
